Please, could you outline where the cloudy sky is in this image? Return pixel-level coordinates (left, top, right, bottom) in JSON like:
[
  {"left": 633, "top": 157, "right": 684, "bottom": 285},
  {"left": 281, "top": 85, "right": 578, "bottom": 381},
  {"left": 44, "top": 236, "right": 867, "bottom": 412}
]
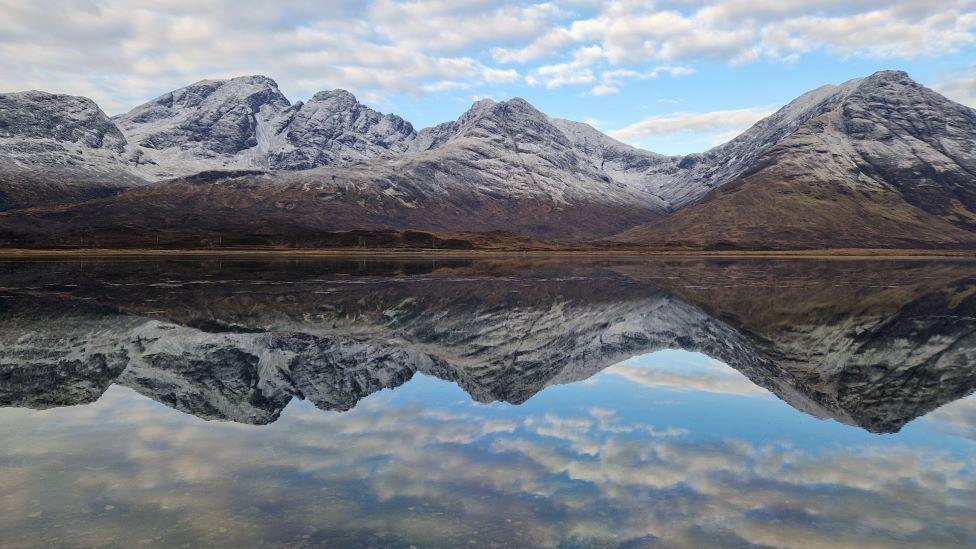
[{"left": 1, "top": 0, "right": 974, "bottom": 154}]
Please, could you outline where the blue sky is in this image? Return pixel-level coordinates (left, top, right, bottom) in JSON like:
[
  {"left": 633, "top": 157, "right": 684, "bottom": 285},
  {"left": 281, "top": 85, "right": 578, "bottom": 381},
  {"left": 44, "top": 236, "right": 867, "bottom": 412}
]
[{"left": 1, "top": 1, "right": 974, "bottom": 155}]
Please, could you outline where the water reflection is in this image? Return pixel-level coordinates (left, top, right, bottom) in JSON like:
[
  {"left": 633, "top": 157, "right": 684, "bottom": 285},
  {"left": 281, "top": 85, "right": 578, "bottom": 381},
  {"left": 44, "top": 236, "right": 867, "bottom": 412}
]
[{"left": 0, "top": 257, "right": 975, "bottom": 546}]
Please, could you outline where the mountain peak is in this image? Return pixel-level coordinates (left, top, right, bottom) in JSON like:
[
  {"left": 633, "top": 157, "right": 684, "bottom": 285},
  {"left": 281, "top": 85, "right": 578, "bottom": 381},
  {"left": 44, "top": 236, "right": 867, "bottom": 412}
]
[
  {"left": 309, "top": 89, "right": 358, "bottom": 103},
  {"left": 470, "top": 97, "right": 497, "bottom": 109},
  {"left": 502, "top": 97, "right": 535, "bottom": 109},
  {"left": 0, "top": 90, "right": 126, "bottom": 151},
  {"left": 205, "top": 74, "right": 280, "bottom": 88},
  {"left": 865, "top": 69, "right": 911, "bottom": 82}
]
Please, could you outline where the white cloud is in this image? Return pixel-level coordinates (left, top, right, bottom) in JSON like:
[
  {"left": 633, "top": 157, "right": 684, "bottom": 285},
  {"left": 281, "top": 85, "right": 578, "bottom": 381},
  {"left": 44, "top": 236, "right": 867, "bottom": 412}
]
[
  {"left": 0, "top": 1, "right": 974, "bottom": 115},
  {"left": 589, "top": 65, "right": 695, "bottom": 94},
  {"left": 591, "top": 83, "right": 620, "bottom": 95},
  {"left": 368, "top": 0, "right": 567, "bottom": 54},
  {"left": 606, "top": 359, "right": 772, "bottom": 397},
  {"left": 0, "top": 0, "right": 529, "bottom": 114},
  {"left": 497, "top": 1, "right": 976, "bottom": 66},
  {"left": 934, "top": 66, "right": 976, "bottom": 107},
  {"left": 2, "top": 382, "right": 975, "bottom": 547},
  {"left": 608, "top": 106, "right": 775, "bottom": 142}
]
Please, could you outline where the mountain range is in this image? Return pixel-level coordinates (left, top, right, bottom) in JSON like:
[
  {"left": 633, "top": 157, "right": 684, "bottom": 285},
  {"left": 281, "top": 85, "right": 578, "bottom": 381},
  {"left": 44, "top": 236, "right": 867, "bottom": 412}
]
[{"left": 1, "top": 70, "right": 975, "bottom": 249}]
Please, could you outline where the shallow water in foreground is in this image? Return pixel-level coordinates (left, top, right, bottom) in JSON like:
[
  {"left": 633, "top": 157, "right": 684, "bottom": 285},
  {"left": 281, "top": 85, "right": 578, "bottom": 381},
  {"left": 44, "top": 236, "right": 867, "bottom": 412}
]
[{"left": 0, "top": 256, "right": 974, "bottom": 548}]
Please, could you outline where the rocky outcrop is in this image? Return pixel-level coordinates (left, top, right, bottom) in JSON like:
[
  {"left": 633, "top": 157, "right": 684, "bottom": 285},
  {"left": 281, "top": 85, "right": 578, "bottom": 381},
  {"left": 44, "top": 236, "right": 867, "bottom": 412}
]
[
  {"left": 268, "top": 89, "right": 417, "bottom": 170},
  {"left": 113, "top": 76, "right": 293, "bottom": 179},
  {"left": 0, "top": 91, "right": 146, "bottom": 210}
]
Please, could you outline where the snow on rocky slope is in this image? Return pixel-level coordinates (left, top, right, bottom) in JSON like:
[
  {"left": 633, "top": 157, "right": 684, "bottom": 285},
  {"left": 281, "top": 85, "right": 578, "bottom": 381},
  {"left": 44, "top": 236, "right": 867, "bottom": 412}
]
[
  {"left": 113, "top": 75, "right": 293, "bottom": 179},
  {"left": 0, "top": 91, "right": 146, "bottom": 210},
  {"left": 114, "top": 77, "right": 419, "bottom": 178},
  {"left": 0, "top": 96, "right": 678, "bottom": 241},
  {"left": 2, "top": 71, "right": 975, "bottom": 246},
  {"left": 613, "top": 71, "right": 976, "bottom": 249},
  {"left": 2, "top": 72, "right": 846, "bottom": 216}
]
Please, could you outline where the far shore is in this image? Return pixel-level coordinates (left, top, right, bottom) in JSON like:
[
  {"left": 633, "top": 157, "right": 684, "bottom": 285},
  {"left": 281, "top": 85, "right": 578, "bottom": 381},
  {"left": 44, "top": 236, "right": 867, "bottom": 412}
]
[{"left": 1, "top": 247, "right": 975, "bottom": 260}]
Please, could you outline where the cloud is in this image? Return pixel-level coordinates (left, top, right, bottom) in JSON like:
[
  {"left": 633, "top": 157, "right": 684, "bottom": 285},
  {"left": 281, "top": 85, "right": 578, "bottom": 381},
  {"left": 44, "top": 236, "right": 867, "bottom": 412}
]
[
  {"left": 924, "top": 396, "right": 976, "bottom": 439},
  {"left": 0, "top": 0, "right": 528, "bottom": 114},
  {"left": 368, "top": 0, "right": 566, "bottom": 54},
  {"left": 934, "top": 66, "right": 976, "bottom": 107},
  {"left": 605, "top": 359, "right": 772, "bottom": 397},
  {"left": 498, "top": 1, "right": 976, "bottom": 66},
  {"left": 588, "top": 65, "right": 695, "bottom": 95},
  {"left": 608, "top": 106, "right": 775, "bottom": 142},
  {"left": 1, "top": 1, "right": 973, "bottom": 115}
]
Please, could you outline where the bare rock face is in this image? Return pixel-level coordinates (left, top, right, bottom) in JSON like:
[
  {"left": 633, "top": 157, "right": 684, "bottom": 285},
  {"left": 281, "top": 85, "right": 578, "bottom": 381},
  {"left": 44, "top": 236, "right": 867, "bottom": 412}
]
[
  {"left": 0, "top": 91, "right": 145, "bottom": 210},
  {"left": 0, "top": 91, "right": 127, "bottom": 151},
  {"left": 268, "top": 89, "right": 417, "bottom": 170},
  {"left": 613, "top": 71, "right": 976, "bottom": 249},
  {"left": 113, "top": 76, "right": 293, "bottom": 179},
  {"left": 113, "top": 78, "right": 421, "bottom": 178}
]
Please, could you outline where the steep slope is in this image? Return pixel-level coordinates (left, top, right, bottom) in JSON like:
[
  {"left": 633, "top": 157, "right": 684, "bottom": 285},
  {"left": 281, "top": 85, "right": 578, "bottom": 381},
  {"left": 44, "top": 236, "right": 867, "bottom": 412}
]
[
  {"left": 267, "top": 89, "right": 416, "bottom": 169},
  {"left": 113, "top": 75, "right": 293, "bottom": 178},
  {"left": 613, "top": 71, "right": 976, "bottom": 249},
  {"left": 0, "top": 91, "right": 146, "bottom": 210},
  {"left": 0, "top": 98, "right": 673, "bottom": 242},
  {"left": 114, "top": 77, "right": 419, "bottom": 178},
  {"left": 548, "top": 118, "right": 685, "bottom": 202},
  {"left": 547, "top": 80, "right": 878, "bottom": 210}
]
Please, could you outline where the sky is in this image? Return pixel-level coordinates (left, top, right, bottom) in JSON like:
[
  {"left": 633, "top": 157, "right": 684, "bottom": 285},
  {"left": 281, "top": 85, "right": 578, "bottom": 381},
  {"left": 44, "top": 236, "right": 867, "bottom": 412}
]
[{"left": 1, "top": 0, "right": 974, "bottom": 155}]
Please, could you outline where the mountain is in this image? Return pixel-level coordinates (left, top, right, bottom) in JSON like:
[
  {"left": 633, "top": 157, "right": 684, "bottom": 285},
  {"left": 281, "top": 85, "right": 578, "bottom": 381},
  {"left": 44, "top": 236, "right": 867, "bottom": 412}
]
[
  {"left": 1, "top": 70, "right": 975, "bottom": 248},
  {"left": 114, "top": 77, "right": 419, "bottom": 177},
  {"left": 113, "top": 75, "right": 293, "bottom": 179},
  {"left": 612, "top": 71, "right": 976, "bottom": 249},
  {"left": 0, "top": 97, "right": 675, "bottom": 242},
  {"left": 267, "top": 89, "right": 417, "bottom": 170},
  {"left": 0, "top": 91, "right": 146, "bottom": 210}
]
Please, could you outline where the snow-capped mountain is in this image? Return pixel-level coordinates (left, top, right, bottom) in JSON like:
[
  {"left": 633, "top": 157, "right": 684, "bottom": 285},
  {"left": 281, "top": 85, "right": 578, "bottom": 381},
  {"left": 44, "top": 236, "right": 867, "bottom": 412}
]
[
  {"left": 268, "top": 89, "right": 417, "bottom": 170},
  {"left": 1, "top": 70, "right": 975, "bottom": 248},
  {"left": 113, "top": 75, "right": 293, "bottom": 179},
  {"left": 0, "top": 96, "right": 675, "bottom": 241},
  {"left": 0, "top": 91, "right": 146, "bottom": 210},
  {"left": 614, "top": 71, "right": 976, "bottom": 249},
  {"left": 114, "top": 77, "right": 420, "bottom": 177}
]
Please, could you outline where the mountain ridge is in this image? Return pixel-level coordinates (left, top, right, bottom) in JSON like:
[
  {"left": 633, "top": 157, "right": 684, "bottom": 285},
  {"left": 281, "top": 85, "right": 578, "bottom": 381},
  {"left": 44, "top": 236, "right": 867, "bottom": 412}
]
[
  {"left": 1, "top": 70, "right": 975, "bottom": 249},
  {"left": 612, "top": 70, "right": 976, "bottom": 249}
]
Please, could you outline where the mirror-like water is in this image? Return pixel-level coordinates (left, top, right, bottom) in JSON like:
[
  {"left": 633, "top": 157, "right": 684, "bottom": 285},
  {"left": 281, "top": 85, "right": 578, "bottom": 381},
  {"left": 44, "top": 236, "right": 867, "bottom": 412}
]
[{"left": 1, "top": 257, "right": 974, "bottom": 547}]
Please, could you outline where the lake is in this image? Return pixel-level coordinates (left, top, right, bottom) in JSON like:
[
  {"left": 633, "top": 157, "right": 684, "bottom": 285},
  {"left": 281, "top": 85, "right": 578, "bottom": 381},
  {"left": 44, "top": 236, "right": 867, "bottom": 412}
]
[{"left": 1, "top": 256, "right": 974, "bottom": 548}]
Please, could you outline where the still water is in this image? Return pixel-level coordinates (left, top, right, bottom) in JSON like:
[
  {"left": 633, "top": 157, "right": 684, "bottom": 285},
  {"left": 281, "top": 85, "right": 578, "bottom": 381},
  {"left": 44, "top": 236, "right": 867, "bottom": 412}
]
[{"left": 1, "top": 256, "right": 974, "bottom": 548}]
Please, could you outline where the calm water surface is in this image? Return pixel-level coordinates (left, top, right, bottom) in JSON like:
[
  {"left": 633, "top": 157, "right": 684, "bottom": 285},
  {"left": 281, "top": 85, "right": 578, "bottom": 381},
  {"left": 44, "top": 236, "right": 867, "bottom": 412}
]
[{"left": 1, "top": 257, "right": 975, "bottom": 548}]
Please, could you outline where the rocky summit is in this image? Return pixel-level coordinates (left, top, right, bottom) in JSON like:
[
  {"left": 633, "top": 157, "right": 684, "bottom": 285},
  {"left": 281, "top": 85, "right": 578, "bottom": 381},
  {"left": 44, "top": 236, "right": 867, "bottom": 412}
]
[
  {"left": 0, "top": 91, "right": 146, "bottom": 210},
  {"left": 613, "top": 71, "right": 976, "bottom": 249},
  {"left": 0, "top": 70, "right": 975, "bottom": 249}
]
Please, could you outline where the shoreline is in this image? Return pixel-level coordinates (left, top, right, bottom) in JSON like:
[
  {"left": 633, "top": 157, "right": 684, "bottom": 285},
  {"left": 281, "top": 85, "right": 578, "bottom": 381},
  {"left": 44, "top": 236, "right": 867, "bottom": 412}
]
[{"left": 1, "top": 247, "right": 975, "bottom": 260}]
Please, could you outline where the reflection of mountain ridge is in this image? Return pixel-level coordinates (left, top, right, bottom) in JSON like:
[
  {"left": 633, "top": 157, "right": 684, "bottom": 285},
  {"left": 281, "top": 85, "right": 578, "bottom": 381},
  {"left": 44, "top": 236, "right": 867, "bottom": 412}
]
[{"left": 1, "top": 259, "right": 974, "bottom": 432}]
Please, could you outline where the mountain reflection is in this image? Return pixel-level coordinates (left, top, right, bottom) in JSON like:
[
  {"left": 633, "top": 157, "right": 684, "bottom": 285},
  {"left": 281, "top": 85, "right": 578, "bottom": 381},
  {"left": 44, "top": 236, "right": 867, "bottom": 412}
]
[{"left": 1, "top": 257, "right": 975, "bottom": 433}]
